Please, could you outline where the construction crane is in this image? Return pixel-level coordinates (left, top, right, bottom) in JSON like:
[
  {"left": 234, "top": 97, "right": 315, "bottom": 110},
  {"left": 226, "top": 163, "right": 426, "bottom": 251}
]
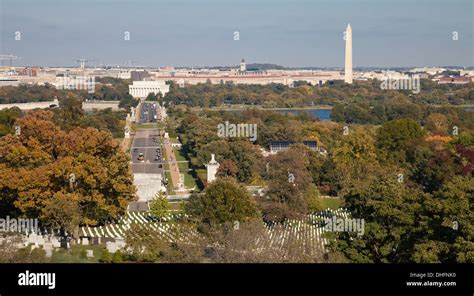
[
  {"left": 74, "top": 59, "right": 90, "bottom": 70},
  {"left": 0, "top": 54, "right": 22, "bottom": 67}
]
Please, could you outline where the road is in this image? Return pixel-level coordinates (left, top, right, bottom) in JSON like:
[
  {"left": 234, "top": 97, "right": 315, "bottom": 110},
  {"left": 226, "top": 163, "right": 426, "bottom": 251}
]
[
  {"left": 139, "top": 102, "right": 158, "bottom": 124},
  {"left": 130, "top": 129, "right": 164, "bottom": 174}
]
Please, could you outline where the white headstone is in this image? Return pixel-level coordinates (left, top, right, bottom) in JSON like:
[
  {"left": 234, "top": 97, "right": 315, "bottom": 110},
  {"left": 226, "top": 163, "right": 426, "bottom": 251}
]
[
  {"left": 37, "top": 236, "right": 45, "bottom": 246},
  {"left": 27, "top": 233, "right": 38, "bottom": 245},
  {"left": 106, "top": 241, "right": 117, "bottom": 253},
  {"left": 51, "top": 237, "right": 60, "bottom": 248},
  {"left": 115, "top": 238, "right": 125, "bottom": 249},
  {"left": 44, "top": 243, "right": 53, "bottom": 257}
]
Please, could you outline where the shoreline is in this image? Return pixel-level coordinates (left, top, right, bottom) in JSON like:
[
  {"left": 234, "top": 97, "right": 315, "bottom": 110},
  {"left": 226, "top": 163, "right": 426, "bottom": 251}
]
[
  {"left": 197, "top": 105, "right": 333, "bottom": 111},
  {"left": 194, "top": 104, "right": 474, "bottom": 112}
]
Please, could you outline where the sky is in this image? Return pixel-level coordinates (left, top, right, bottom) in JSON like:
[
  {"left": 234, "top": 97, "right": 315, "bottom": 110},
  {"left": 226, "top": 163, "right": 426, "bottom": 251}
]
[{"left": 0, "top": 0, "right": 472, "bottom": 68}]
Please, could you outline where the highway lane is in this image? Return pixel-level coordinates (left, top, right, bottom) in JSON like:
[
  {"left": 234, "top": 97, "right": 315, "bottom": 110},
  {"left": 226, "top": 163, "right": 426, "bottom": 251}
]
[
  {"left": 130, "top": 128, "right": 163, "bottom": 174},
  {"left": 139, "top": 102, "right": 158, "bottom": 124}
]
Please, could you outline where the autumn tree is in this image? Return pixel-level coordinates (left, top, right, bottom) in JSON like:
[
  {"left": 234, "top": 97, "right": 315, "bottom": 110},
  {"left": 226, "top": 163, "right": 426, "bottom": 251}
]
[
  {"left": 409, "top": 144, "right": 460, "bottom": 193},
  {"left": 425, "top": 113, "right": 449, "bottom": 135},
  {"left": 0, "top": 110, "right": 136, "bottom": 230},
  {"left": 261, "top": 145, "right": 314, "bottom": 222},
  {"left": 216, "top": 159, "right": 238, "bottom": 178},
  {"left": 328, "top": 127, "right": 380, "bottom": 195}
]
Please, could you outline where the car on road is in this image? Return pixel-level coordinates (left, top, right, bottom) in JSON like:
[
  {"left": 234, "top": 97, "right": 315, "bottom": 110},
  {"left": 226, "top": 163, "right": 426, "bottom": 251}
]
[{"left": 137, "top": 153, "right": 145, "bottom": 162}]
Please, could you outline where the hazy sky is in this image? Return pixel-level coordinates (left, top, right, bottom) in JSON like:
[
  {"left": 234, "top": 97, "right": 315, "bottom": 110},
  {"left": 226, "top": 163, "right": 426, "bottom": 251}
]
[{"left": 0, "top": 0, "right": 472, "bottom": 67}]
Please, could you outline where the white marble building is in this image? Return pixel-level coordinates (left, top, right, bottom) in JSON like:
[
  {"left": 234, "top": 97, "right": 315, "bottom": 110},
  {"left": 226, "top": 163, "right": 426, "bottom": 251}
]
[{"left": 128, "top": 80, "right": 170, "bottom": 98}]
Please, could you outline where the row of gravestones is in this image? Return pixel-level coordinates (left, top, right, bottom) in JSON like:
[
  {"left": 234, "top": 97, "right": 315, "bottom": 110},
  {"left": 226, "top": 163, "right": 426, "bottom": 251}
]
[
  {"left": 26, "top": 234, "right": 63, "bottom": 258},
  {"left": 80, "top": 237, "right": 125, "bottom": 254},
  {"left": 0, "top": 233, "right": 125, "bottom": 259},
  {"left": 105, "top": 238, "right": 126, "bottom": 254},
  {"left": 28, "top": 235, "right": 125, "bottom": 258}
]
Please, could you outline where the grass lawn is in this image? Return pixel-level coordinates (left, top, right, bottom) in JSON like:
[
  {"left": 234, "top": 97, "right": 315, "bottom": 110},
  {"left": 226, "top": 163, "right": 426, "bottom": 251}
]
[
  {"left": 174, "top": 148, "right": 187, "bottom": 161},
  {"left": 183, "top": 171, "right": 198, "bottom": 189},
  {"left": 321, "top": 198, "right": 343, "bottom": 210},
  {"left": 134, "top": 123, "right": 159, "bottom": 129},
  {"left": 169, "top": 202, "right": 184, "bottom": 211},
  {"left": 178, "top": 161, "right": 191, "bottom": 170},
  {"left": 195, "top": 169, "right": 207, "bottom": 186}
]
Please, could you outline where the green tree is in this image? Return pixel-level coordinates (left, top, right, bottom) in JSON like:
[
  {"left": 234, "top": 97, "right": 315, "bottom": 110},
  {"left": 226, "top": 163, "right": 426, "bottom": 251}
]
[
  {"left": 149, "top": 192, "right": 171, "bottom": 219},
  {"left": 413, "top": 176, "right": 474, "bottom": 263},
  {"left": 100, "top": 249, "right": 111, "bottom": 263},
  {"left": 335, "top": 175, "right": 426, "bottom": 263},
  {"left": 186, "top": 177, "right": 258, "bottom": 227},
  {"left": 55, "top": 95, "right": 84, "bottom": 130},
  {"left": 376, "top": 118, "right": 425, "bottom": 164},
  {"left": 113, "top": 250, "right": 123, "bottom": 263},
  {"left": 329, "top": 127, "right": 379, "bottom": 194},
  {"left": 0, "top": 107, "right": 22, "bottom": 137}
]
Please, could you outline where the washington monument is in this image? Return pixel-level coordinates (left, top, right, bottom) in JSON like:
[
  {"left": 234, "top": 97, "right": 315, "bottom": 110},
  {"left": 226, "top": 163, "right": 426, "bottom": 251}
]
[{"left": 344, "top": 24, "right": 353, "bottom": 84}]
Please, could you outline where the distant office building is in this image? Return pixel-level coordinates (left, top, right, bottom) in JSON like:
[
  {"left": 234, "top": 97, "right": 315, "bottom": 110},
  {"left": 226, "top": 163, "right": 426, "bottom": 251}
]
[
  {"left": 410, "top": 67, "right": 446, "bottom": 75},
  {"left": 131, "top": 70, "right": 151, "bottom": 81},
  {"left": 438, "top": 76, "right": 472, "bottom": 85},
  {"left": 460, "top": 70, "right": 474, "bottom": 77},
  {"left": 53, "top": 76, "right": 95, "bottom": 94},
  {"left": 240, "top": 58, "right": 246, "bottom": 72},
  {"left": 128, "top": 80, "right": 170, "bottom": 98},
  {"left": 409, "top": 72, "right": 429, "bottom": 79},
  {"left": 15, "top": 67, "right": 38, "bottom": 77},
  {"left": 0, "top": 79, "right": 19, "bottom": 87}
]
